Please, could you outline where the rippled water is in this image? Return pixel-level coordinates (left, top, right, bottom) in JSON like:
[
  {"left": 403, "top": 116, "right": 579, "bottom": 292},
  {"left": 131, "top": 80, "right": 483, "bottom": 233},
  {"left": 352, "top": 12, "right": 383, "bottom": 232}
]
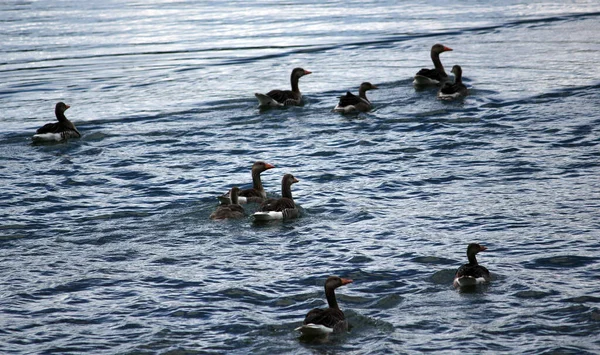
[{"left": 2, "top": 1, "right": 600, "bottom": 354}]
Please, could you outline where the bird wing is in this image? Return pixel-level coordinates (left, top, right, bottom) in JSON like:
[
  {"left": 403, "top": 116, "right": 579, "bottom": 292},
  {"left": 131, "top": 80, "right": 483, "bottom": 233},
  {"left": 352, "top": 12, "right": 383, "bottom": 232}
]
[
  {"left": 210, "top": 205, "right": 245, "bottom": 220},
  {"left": 36, "top": 122, "right": 60, "bottom": 134},
  {"left": 238, "top": 188, "right": 263, "bottom": 198},
  {"left": 455, "top": 264, "right": 489, "bottom": 279},
  {"left": 416, "top": 68, "right": 444, "bottom": 81},
  {"left": 303, "top": 308, "right": 345, "bottom": 329},
  {"left": 266, "top": 89, "right": 296, "bottom": 104},
  {"left": 439, "top": 82, "right": 457, "bottom": 95},
  {"left": 338, "top": 92, "right": 362, "bottom": 107},
  {"left": 259, "top": 197, "right": 295, "bottom": 212}
]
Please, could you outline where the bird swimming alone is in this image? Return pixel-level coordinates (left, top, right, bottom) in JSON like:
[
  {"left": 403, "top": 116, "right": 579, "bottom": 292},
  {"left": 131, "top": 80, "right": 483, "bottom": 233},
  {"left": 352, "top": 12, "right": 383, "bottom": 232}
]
[
  {"left": 32, "top": 102, "right": 81, "bottom": 142},
  {"left": 413, "top": 43, "right": 453, "bottom": 86},
  {"left": 210, "top": 187, "right": 246, "bottom": 220},
  {"left": 295, "top": 276, "right": 353, "bottom": 336},
  {"left": 218, "top": 161, "right": 275, "bottom": 205},
  {"left": 255, "top": 67, "right": 312, "bottom": 107},
  {"left": 333, "top": 82, "right": 378, "bottom": 113},
  {"left": 437, "top": 65, "right": 468, "bottom": 100},
  {"left": 453, "top": 243, "right": 491, "bottom": 287},
  {"left": 253, "top": 173, "right": 299, "bottom": 221}
]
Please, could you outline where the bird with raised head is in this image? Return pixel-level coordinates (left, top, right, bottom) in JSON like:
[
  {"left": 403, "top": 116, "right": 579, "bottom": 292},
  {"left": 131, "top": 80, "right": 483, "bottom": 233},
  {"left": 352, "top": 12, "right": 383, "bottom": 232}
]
[
  {"left": 413, "top": 43, "right": 453, "bottom": 85},
  {"left": 33, "top": 102, "right": 81, "bottom": 142},
  {"left": 334, "top": 82, "right": 379, "bottom": 113},
  {"left": 438, "top": 65, "right": 468, "bottom": 100},
  {"left": 296, "top": 276, "right": 353, "bottom": 336},
  {"left": 253, "top": 173, "right": 299, "bottom": 220},
  {"left": 453, "top": 243, "right": 490, "bottom": 287},
  {"left": 255, "top": 68, "right": 312, "bottom": 107}
]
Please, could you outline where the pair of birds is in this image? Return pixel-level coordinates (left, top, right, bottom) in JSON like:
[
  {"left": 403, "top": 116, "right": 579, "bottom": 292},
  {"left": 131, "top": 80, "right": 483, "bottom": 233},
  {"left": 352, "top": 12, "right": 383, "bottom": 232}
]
[
  {"left": 297, "top": 243, "right": 490, "bottom": 337},
  {"left": 255, "top": 67, "right": 379, "bottom": 113},
  {"left": 254, "top": 43, "right": 467, "bottom": 114},
  {"left": 210, "top": 161, "right": 300, "bottom": 221},
  {"left": 413, "top": 43, "right": 468, "bottom": 99}
]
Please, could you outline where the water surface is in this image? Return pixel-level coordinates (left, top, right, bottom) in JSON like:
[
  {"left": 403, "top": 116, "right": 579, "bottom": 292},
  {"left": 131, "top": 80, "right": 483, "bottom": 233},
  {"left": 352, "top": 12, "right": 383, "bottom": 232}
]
[{"left": 1, "top": 1, "right": 600, "bottom": 354}]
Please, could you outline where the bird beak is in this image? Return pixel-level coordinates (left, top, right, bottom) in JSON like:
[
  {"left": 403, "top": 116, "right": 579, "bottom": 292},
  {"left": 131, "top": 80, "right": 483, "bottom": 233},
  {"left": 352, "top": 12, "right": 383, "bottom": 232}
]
[
  {"left": 443, "top": 46, "right": 453, "bottom": 52},
  {"left": 265, "top": 163, "right": 275, "bottom": 169},
  {"left": 292, "top": 177, "right": 299, "bottom": 183},
  {"left": 341, "top": 278, "right": 353, "bottom": 285},
  {"left": 372, "top": 85, "right": 379, "bottom": 90},
  {"left": 479, "top": 245, "right": 488, "bottom": 251},
  {"left": 65, "top": 104, "right": 71, "bottom": 110},
  {"left": 304, "top": 70, "right": 312, "bottom": 75}
]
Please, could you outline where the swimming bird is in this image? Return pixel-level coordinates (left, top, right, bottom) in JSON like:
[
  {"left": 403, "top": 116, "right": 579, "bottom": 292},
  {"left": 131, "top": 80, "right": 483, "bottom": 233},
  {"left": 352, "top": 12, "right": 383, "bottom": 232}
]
[
  {"left": 32, "top": 102, "right": 81, "bottom": 142},
  {"left": 438, "top": 65, "right": 468, "bottom": 100},
  {"left": 210, "top": 187, "right": 246, "bottom": 220},
  {"left": 295, "top": 276, "right": 353, "bottom": 336},
  {"left": 218, "top": 161, "right": 276, "bottom": 204},
  {"left": 413, "top": 44, "right": 453, "bottom": 85},
  {"left": 453, "top": 243, "right": 490, "bottom": 287},
  {"left": 333, "top": 82, "right": 378, "bottom": 113},
  {"left": 253, "top": 173, "right": 299, "bottom": 220},
  {"left": 255, "top": 68, "right": 312, "bottom": 107}
]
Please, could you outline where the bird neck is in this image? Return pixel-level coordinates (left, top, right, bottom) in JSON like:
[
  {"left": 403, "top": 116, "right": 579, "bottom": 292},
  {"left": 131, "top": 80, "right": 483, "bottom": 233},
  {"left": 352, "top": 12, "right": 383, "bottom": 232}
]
[
  {"left": 230, "top": 190, "right": 239, "bottom": 205},
  {"left": 453, "top": 71, "right": 462, "bottom": 85},
  {"left": 251, "top": 169, "right": 264, "bottom": 191},
  {"left": 431, "top": 51, "right": 445, "bottom": 74},
  {"left": 467, "top": 252, "right": 478, "bottom": 266},
  {"left": 358, "top": 87, "right": 369, "bottom": 101},
  {"left": 290, "top": 74, "right": 300, "bottom": 93},
  {"left": 281, "top": 182, "right": 293, "bottom": 200},
  {"left": 325, "top": 286, "right": 339, "bottom": 309},
  {"left": 55, "top": 108, "right": 67, "bottom": 122}
]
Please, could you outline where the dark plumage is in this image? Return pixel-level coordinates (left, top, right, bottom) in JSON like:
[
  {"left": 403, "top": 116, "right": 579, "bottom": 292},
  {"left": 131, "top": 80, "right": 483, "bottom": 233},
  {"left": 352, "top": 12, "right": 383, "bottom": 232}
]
[
  {"left": 302, "top": 276, "right": 353, "bottom": 333},
  {"left": 218, "top": 161, "right": 275, "bottom": 205},
  {"left": 34, "top": 102, "right": 81, "bottom": 140},
  {"left": 414, "top": 43, "right": 453, "bottom": 85},
  {"left": 255, "top": 68, "right": 312, "bottom": 107},
  {"left": 438, "top": 65, "right": 468, "bottom": 99},
  {"left": 258, "top": 173, "right": 298, "bottom": 213},
  {"left": 238, "top": 161, "right": 276, "bottom": 202},
  {"left": 453, "top": 243, "right": 490, "bottom": 287},
  {"left": 210, "top": 187, "right": 246, "bottom": 220},
  {"left": 334, "top": 82, "right": 378, "bottom": 113}
]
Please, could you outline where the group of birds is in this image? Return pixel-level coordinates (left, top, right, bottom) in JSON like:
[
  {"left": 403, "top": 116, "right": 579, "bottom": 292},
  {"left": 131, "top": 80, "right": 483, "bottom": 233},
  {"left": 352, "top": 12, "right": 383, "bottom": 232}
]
[
  {"left": 30, "top": 43, "right": 478, "bottom": 338},
  {"left": 206, "top": 43, "right": 465, "bottom": 222},
  {"left": 214, "top": 43, "right": 474, "bottom": 337},
  {"left": 210, "top": 161, "right": 300, "bottom": 221},
  {"left": 31, "top": 43, "right": 465, "bottom": 142},
  {"left": 207, "top": 158, "right": 488, "bottom": 338}
]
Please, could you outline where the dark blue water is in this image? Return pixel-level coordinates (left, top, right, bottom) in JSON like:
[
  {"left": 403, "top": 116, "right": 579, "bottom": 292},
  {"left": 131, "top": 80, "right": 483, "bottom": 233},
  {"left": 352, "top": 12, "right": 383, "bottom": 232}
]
[{"left": 2, "top": 1, "right": 600, "bottom": 354}]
